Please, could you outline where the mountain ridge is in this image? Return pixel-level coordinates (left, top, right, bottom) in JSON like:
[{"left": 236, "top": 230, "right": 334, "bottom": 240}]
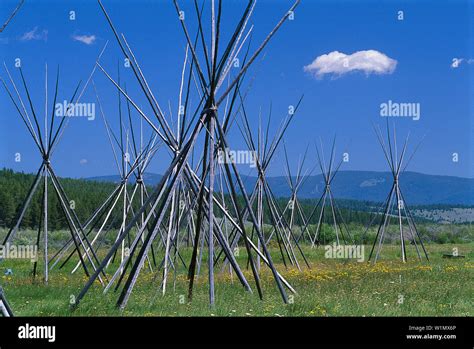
[{"left": 85, "top": 170, "right": 474, "bottom": 206}]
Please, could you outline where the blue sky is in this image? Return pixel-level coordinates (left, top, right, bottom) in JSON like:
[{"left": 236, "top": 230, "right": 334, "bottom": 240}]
[{"left": 0, "top": 0, "right": 472, "bottom": 179}]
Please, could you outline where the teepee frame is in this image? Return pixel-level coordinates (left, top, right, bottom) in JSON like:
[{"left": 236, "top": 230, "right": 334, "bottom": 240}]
[
  {"left": 1, "top": 63, "right": 104, "bottom": 284},
  {"left": 50, "top": 79, "right": 162, "bottom": 274},
  {"left": 303, "top": 137, "right": 353, "bottom": 247},
  {"left": 235, "top": 98, "right": 310, "bottom": 271},
  {"left": 367, "top": 123, "right": 429, "bottom": 263},
  {"left": 72, "top": 0, "right": 300, "bottom": 310}
]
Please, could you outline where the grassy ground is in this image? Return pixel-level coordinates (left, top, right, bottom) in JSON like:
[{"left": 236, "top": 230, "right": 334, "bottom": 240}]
[{"left": 0, "top": 241, "right": 472, "bottom": 317}]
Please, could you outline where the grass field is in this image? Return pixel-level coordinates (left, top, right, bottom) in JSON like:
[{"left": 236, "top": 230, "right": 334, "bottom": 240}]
[{"left": 0, "top": 240, "right": 472, "bottom": 317}]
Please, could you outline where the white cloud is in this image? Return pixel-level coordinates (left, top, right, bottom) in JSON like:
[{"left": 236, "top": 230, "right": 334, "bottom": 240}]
[
  {"left": 72, "top": 34, "right": 96, "bottom": 45},
  {"left": 304, "top": 50, "right": 397, "bottom": 78},
  {"left": 79, "top": 159, "right": 88, "bottom": 165},
  {"left": 20, "top": 27, "right": 48, "bottom": 41}
]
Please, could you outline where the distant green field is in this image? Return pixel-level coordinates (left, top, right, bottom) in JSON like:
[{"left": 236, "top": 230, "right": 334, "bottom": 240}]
[{"left": 1, "top": 239, "right": 472, "bottom": 317}]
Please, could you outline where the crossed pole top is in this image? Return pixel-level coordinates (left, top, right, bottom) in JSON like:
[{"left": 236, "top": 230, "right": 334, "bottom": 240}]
[
  {"left": 314, "top": 135, "right": 347, "bottom": 190},
  {"left": 373, "top": 120, "right": 425, "bottom": 182},
  {"left": 95, "top": 0, "right": 301, "bottom": 158},
  {"left": 283, "top": 140, "right": 313, "bottom": 196},
  {"left": 1, "top": 63, "right": 86, "bottom": 163}
]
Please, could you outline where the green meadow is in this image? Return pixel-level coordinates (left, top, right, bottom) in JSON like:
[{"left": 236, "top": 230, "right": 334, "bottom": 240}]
[{"left": 1, "top": 232, "right": 472, "bottom": 317}]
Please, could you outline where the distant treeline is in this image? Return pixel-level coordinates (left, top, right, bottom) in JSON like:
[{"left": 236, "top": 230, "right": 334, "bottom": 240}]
[
  {"left": 0, "top": 168, "right": 433, "bottom": 231},
  {"left": 0, "top": 168, "right": 118, "bottom": 230}
]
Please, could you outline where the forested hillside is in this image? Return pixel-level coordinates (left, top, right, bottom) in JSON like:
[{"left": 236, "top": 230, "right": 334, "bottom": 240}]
[
  {"left": 0, "top": 168, "right": 116, "bottom": 230},
  {"left": 0, "top": 168, "right": 436, "bottom": 230}
]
